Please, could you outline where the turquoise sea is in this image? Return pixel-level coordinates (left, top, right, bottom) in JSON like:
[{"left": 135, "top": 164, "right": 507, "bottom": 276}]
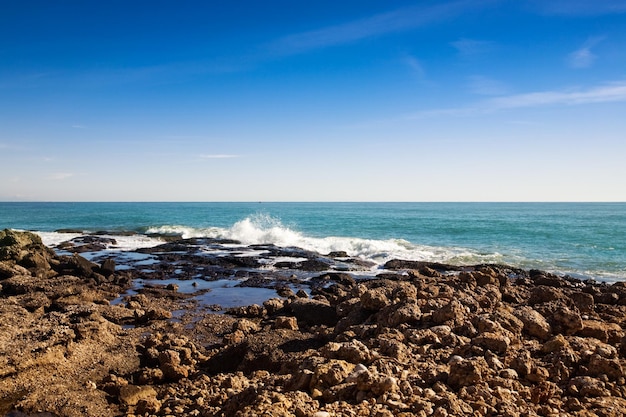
[{"left": 1, "top": 202, "right": 624, "bottom": 282}]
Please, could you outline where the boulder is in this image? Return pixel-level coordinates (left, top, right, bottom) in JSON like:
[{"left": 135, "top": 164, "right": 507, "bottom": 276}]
[
  {"left": 289, "top": 298, "right": 338, "bottom": 326},
  {"left": 513, "top": 306, "right": 552, "bottom": 340}
]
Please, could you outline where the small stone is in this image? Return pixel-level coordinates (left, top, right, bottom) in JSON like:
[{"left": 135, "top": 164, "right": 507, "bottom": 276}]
[
  {"left": 542, "top": 334, "right": 569, "bottom": 353},
  {"left": 472, "top": 332, "right": 510, "bottom": 353},
  {"left": 136, "top": 397, "right": 162, "bottom": 414},
  {"left": 273, "top": 316, "right": 298, "bottom": 330},
  {"left": 500, "top": 368, "right": 519, "bottom": 379},
  {"left": 234, "top": 318, "right": 259, "bottom": 333}
]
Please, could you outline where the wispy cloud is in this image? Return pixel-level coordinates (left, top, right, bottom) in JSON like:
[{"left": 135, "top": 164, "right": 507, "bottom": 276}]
[
  {"left": 199, "top": 154, "right": 241, "bottom": 159},
  {"left": 408, "top": 80, "right": 626, "bottom": 119},
  {"left": 46, "top": 172, "right": 75, "bottom": 181},
  {"left": 71, "top": 124, "right": 87, "bottom": 129},
  {"left": 487, "top": 81, "right": 626, "bottom": 109},
  {"left": 451, "top": 38, "right": 496, "bottom": 57},
  {"left": 567, "top": 36, "right": 605, "bottom": 68},
  {"left": 404, "top": 55, "right": 427, "bottom": 80},
  {"left": 267, "top": 0, "right": 483, "bottom": 55}
]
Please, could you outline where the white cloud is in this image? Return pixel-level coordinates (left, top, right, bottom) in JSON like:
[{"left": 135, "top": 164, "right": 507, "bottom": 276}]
[
  {"left": 408, "top": 80, "right": 626, "bottom": 119},
  {"left": 567, "top": 36, "right": 604, "bottom": 68},
  {"left": 487, "top": 81, "right": 626, "bottom": 109},
  {"left": 46, "top": 172, "right": 74, "bottom": 181},
  {"left": 268, "top": 0, "right": 483, "bottom": 54},
  {"left": 71, "top": 124, "right": 87, "bottom": 129}
]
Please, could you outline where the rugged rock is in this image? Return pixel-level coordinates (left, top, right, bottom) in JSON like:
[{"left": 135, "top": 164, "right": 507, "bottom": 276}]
[{"left": 3, "top": 230, "right": 626, "bottom": 417}]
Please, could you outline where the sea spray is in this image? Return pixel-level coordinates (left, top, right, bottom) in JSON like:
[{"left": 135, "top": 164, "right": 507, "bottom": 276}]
[{"left": 4, "top": 202, "right": 623, "bottom": 282}]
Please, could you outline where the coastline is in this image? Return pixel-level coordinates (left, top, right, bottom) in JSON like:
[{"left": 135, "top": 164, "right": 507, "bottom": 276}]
[
  {"left": 2, "top": 201, "right": 625, "bottom": 283},
  {"left": 2, "top": 228, "right": 626, "bottom": 416}
]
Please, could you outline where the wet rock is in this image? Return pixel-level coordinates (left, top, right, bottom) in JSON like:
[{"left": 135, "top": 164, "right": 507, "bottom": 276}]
[
  {"left": 98, "top": 258, "right": 116, "bottom": 277},
  {"left": 299, "top": 259, "right": 331, "bottom": 272}
]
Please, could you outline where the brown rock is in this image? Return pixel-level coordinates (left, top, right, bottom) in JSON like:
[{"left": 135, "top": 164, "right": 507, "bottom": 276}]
[
  {"left": 273, "top": 316, "right": 298, "bottom": 330},
  {"left": 472, "top": 332, "right": 510, "bottom": 353},
  {"left": 448, "top": 357, "right": 487, "bottom": 388},
  {"left": 513, "top": 306, "right": 551, "bottom": 340},
  {"left": 136, "top": 397, "right": 162, "bottom": 414},
  {"left": 542, "top": 334, "right": 569, "bottom": 353},
  {"left": 118, "top": 384, "right": 158, "bottom": 406},
  {"left": 432, "top": 300, "right": 466, "bottom": 325},
  {"left": 290, "top": 298, "right": 338, "bottom": 326},
  {"left": 528, "top": 286, "right": 564, "bottom": 305},
  {"left": 360, "top": 287, "right": 389, "bottom": 310},
  {"left": 310, "top": 360, "right": 355, "bottom": 391},
  {"left": 568, "top": 291, "right": 594, "bottom": 313},
  {"left": 384, "top": 301, "right": 421, "bottom": 327},
  {"left": 588, "top": 354, "right": 624, "bottom": 380},
  {"left": 568, "top": 376, "right": 609, "bottom": 397},
  {"left": 551, "top": 306, "right": 583, "bottom": 335},
  {"left": 582, "top": 320, "right": 622, "bottom": 344}
]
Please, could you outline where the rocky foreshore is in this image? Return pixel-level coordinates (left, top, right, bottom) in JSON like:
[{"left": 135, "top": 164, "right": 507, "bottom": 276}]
[{"left": 2, "top": 228, "right": 626, "bottom": 416}]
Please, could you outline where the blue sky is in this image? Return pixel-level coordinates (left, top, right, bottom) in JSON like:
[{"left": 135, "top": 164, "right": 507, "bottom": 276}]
[{"left": 1, "top": 0, "right": 626, "bottom": 201}]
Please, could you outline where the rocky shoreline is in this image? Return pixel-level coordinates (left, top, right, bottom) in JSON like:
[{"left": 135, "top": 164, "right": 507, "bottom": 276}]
[{"left": 2, "top": 229, "right": 626, "bottom": 416}]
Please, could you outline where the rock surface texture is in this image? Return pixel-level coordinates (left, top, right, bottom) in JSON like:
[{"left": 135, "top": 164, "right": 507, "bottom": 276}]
[{"left": 2, "top": 229, "right": 626, "bottom": 416}]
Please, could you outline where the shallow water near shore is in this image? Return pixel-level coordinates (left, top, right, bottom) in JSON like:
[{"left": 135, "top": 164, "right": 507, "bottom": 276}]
[{"left": 2, "top": 202, "right": 625, "bottom": 282}]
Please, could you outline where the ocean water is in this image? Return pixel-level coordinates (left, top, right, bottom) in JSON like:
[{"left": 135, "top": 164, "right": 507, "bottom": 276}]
[{"left": 1, "top": 202, "right": 624, "bottom": 282}]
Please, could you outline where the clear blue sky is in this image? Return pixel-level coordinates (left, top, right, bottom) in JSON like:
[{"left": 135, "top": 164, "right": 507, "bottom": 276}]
[{"left": 2, "top": 0, "right": 626, "bottom": 201}]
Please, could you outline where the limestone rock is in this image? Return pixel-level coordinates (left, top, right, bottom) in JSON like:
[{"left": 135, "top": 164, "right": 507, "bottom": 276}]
[
  {"left": 513, "top": 306, "right": 551, "bottom": 340},
  {"left": 118, "top": 384, "right": 158, "bottom": 406}
]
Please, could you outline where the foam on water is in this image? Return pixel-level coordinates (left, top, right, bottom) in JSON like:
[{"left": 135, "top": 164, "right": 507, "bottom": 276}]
[
  {"left": 36, "top": 231, "right": 164, "bottom": 252},
  {"left": 146, "top": 215, "right": 508, "bottom": 267}
]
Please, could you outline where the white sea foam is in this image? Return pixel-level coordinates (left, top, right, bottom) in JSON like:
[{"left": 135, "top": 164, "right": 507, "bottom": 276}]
[
  {"left": 36, "top": 231, "right": 163, "bottom": 252},
  {"left": 36, "top": 231, "right": 83, "bottom": 247},
  {"left": 146, "top": 215, "right": 504, "bottom": 267}
]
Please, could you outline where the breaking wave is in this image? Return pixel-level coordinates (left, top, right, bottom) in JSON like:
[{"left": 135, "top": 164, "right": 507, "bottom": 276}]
[{"left": 145, "top": 214, "right": 507, "bottom": 266}]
